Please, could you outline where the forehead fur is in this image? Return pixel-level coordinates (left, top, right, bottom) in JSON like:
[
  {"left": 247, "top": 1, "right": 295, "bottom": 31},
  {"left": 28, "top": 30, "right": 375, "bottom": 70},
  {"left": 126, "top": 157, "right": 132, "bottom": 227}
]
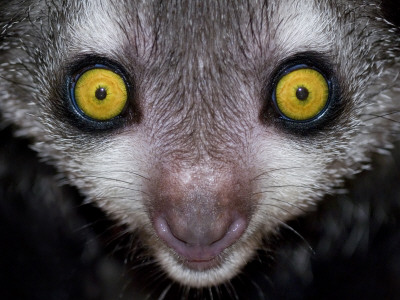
[
  {"left": 57, "top": 1, "right": 336, "bottom": 156},
  {"left": 0, "top": 0, "right": 398, "bottom": 162},
  {"left": 0, "top": 0, "right": 399, "bottom": 289}
]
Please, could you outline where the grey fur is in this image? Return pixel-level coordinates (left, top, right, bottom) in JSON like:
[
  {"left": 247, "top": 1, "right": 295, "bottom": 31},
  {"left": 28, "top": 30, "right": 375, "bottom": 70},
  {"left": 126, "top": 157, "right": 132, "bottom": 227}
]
[{"left": 0, "top": 0, "right": 399, "bottom": 290}]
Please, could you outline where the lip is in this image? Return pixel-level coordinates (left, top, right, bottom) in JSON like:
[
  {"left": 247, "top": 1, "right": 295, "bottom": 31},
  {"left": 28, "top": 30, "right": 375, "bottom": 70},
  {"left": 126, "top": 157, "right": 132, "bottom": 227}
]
[{"left": 184, "top": 256, "right": 221, "bottom": 271}]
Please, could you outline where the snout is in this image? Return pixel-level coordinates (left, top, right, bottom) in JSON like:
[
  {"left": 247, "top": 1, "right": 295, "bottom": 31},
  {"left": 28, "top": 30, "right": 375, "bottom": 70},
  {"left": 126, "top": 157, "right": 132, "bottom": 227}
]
[
  {"left": 154, "top": 209, "right": 247, "bottom": 270},
  {"left": 150, "top": 167, "right": 251, "bottom": 270}
]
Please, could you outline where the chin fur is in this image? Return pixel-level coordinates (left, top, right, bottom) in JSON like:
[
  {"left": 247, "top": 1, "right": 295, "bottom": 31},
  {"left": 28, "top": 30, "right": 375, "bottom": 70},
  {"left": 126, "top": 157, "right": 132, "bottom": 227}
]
[{"left": 0, "top": 0, "right": 399, "bottom": 298}]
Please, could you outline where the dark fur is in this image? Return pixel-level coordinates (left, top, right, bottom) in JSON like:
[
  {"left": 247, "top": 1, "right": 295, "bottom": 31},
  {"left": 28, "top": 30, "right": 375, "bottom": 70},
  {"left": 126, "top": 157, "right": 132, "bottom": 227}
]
[
  {"left": 1, "top": 123, "right": 400, "bottom": 300},
  {"left": 1, "top": 0, "right": 400, "bottom": 299}
]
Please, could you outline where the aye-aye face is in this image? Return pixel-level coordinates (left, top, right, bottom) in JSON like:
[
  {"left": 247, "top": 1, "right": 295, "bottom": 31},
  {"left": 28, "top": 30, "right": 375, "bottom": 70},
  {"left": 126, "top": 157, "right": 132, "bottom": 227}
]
[{"left": 0, "top": 0, "right": 399, "bottom": 287}]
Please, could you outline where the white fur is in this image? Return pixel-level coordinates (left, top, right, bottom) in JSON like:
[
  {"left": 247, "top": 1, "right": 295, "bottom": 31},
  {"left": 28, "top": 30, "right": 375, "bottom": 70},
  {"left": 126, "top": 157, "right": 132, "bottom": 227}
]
[{"left": 0, "top": 0, "right": 399, "bottom": 289}]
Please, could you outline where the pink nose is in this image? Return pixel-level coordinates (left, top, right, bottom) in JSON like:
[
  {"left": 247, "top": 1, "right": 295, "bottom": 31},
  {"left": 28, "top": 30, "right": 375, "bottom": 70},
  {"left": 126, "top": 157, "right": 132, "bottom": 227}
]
[
  {"left": 154, "top": 212, "right": 247, "bottom": 262},
  {"left": 150, "top": 167, "right": 251, "bottom": 269}
]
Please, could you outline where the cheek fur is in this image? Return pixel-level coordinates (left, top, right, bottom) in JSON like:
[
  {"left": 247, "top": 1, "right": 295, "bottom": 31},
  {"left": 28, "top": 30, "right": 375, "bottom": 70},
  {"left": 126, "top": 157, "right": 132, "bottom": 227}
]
[
  {"left": 62, "top": 132, "right": 150, "bottom": 228},
  {"left": 0, "top": 0, "right": 399, "bottom": 296}
]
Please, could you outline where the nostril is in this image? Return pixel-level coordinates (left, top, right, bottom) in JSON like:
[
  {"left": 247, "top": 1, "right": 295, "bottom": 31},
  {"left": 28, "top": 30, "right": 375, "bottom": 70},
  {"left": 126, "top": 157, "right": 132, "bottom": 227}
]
[
  {"left": 154, "top": 216, "right": 195, "bottom": 257},
  {"left": 207, "top": 217, "right": 247, "bottom": 255},
  {"left": 217, "top": 217, "right": 247, "bottom": 247},
  {"left": 153, "top": 215, "right": 247, "bottom": 261},
  {"left": 154, "top": 217, "right": 182, "bottom": 245},
  {"left": 154, "top": 216, "right": 195, "bottom": 249}
]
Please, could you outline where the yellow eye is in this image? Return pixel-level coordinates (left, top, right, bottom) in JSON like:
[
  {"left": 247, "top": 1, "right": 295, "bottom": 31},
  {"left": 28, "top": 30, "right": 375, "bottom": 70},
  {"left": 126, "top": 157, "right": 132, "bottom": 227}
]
[
  {"left": 275, "top": 68, "right": 329, "bottom": 121},
  {"left": 73, "top": 68, "right": 128, "bottom": 121}
]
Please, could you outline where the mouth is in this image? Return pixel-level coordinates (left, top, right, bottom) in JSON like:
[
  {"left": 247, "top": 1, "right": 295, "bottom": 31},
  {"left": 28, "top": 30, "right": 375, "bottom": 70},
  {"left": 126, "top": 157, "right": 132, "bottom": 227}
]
[
  {"left": 155, "top": 237, "right": 259, "bottom": 288},
  {"left": 183, "top": 256, "right": 222, "bottom": 271}
]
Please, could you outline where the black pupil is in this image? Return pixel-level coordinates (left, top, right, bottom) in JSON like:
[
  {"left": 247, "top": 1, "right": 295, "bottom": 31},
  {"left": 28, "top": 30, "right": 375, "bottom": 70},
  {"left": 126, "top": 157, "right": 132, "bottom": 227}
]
[
  {"left": 296, "top": 86, "right": 309, "bottom": 100},
  {"left": 95, "top": 87, "right": 107, "bottom": 100}
]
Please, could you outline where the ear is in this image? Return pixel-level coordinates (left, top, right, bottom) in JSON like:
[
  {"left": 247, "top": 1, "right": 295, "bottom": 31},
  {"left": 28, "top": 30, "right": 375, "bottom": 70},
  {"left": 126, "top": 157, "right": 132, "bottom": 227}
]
[{"left": 381, "top": 0, "right": 400, "bottom": 28}]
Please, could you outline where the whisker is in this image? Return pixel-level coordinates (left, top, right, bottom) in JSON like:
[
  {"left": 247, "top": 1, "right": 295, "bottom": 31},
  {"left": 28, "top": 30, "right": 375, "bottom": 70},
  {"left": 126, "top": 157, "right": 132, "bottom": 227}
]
[
  {"left": 256, "top": 183, "right": 314, "bottom": 190},
  {"left": 268, "top": 215, "right": 314, "bottom": 254},
  {"left": 222, "top": 280, "right": 240, "bottom": 300},
  {"left": 208, "top": 286, "right": 215, "bottom": 300},
  {"left": 250, "top": 167, "right": 303, "bottom": 182},
  {"left": 254, "top": 202, "right": 303, "bottom": 217},
  {"left": 157, "top": 283, "right": 173, "bottom": 300},
  {"left": 248, "top": 275, "right": 269, "bottom": 299},
  {"left": 256, "top": 198, "right": 309, "bottom": 214},
  {"left": 101, "top": 169, "right": 151, "bottom": 181},
  {"left": 362, "top": 111, "right": 400, "bottom": 123},
  {"left": 84, "top": 174, "right": 142, "bottom": 187},
  {"left": 129, "top": 259, "right": 159, "bottom": 273}
]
